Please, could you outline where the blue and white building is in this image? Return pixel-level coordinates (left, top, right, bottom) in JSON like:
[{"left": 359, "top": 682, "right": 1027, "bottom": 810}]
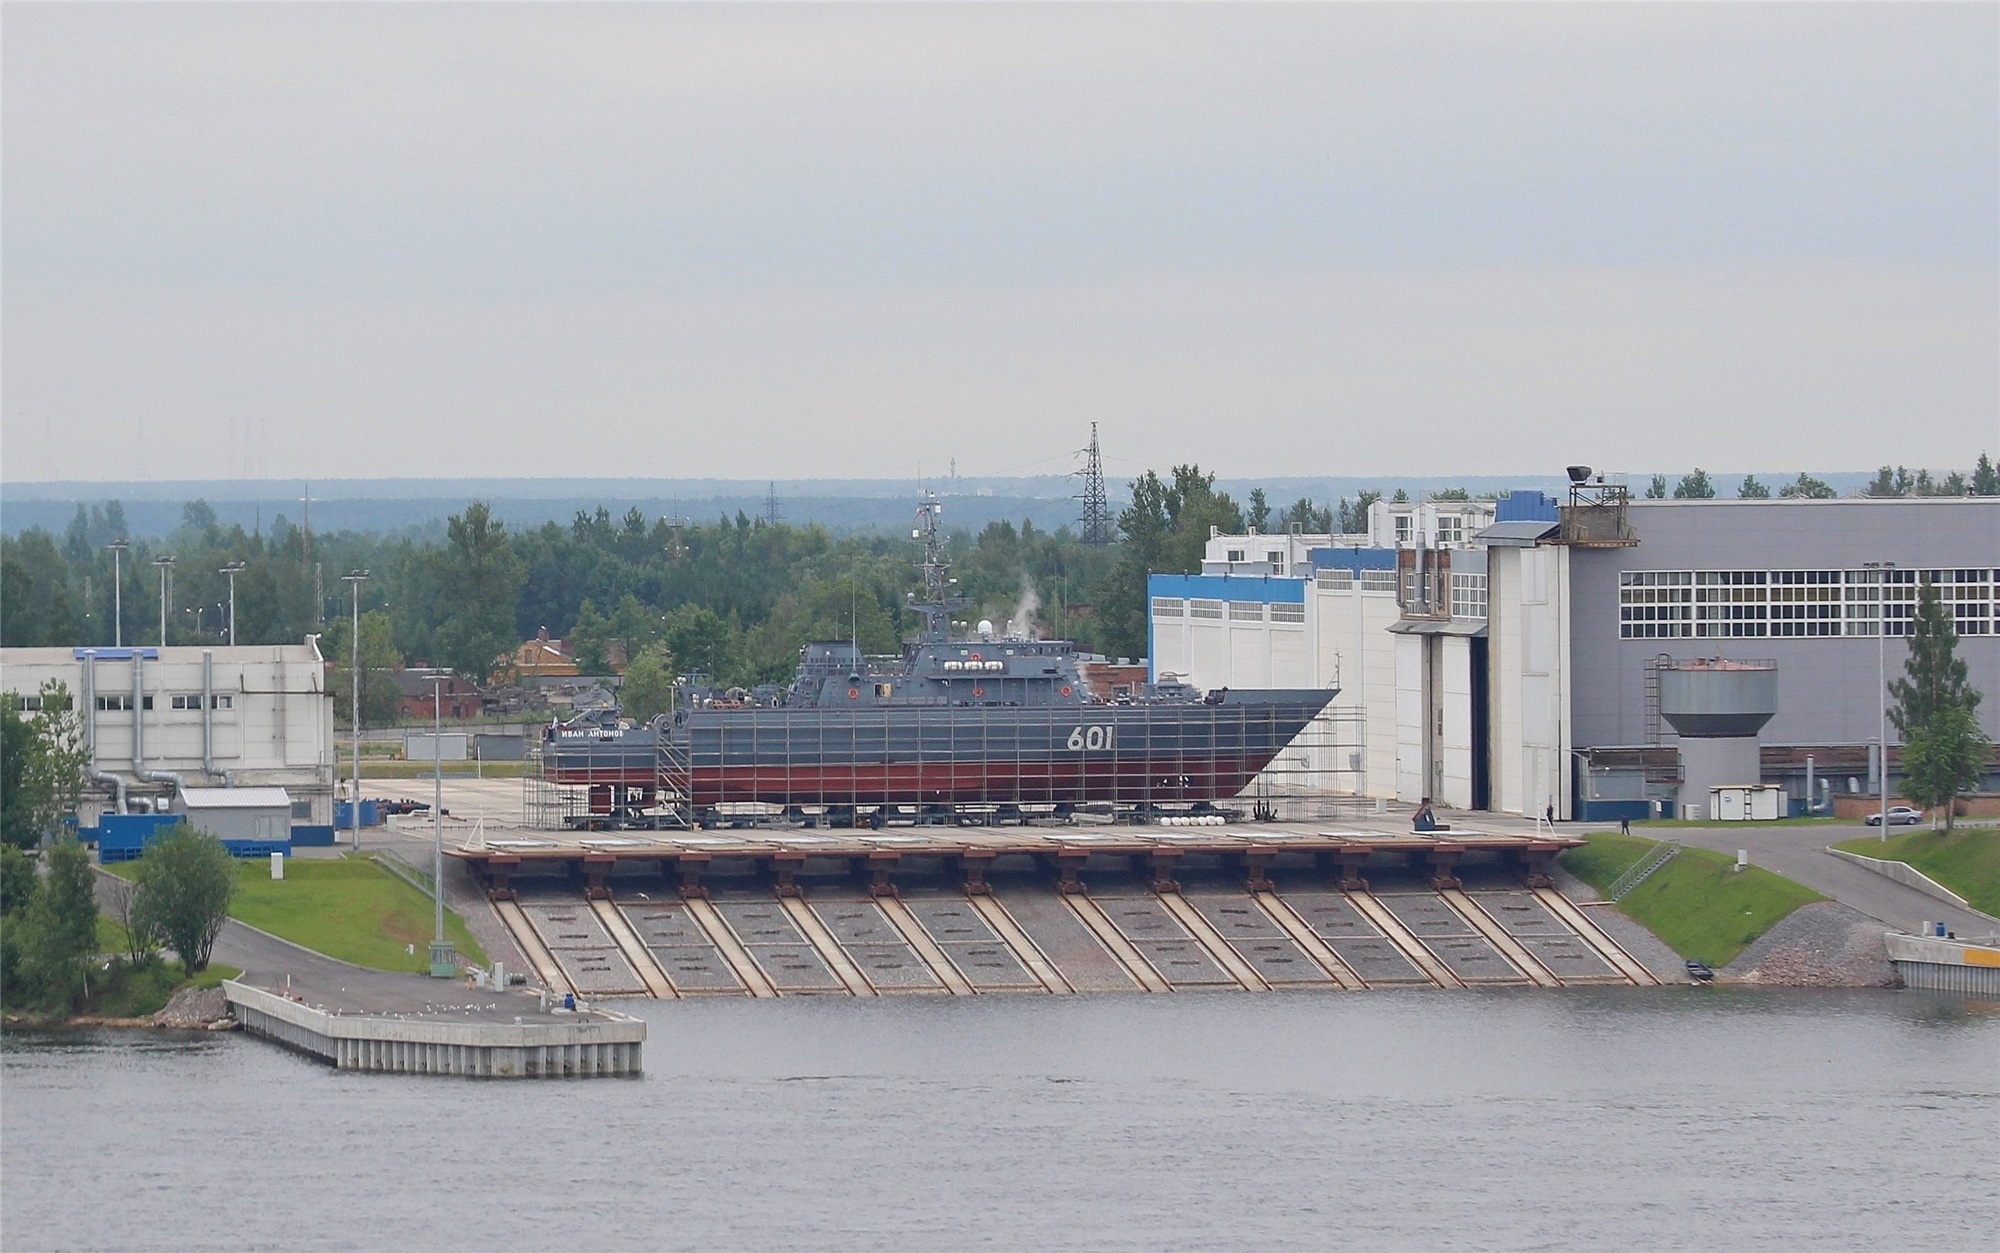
[{"left": 1151, "top": 488, "right": 2000, "bottom": 819}]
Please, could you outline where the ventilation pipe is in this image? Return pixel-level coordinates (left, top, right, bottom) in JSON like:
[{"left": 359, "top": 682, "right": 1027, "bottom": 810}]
[
  {"left": 132, "top": 652, "right": 184, "bottom": 808},
  {"left": 201, "top": 650, "right": 233, "bottom": 785},
  {"left": 82, "top": 650, "right": 129, "bottom": 815}
]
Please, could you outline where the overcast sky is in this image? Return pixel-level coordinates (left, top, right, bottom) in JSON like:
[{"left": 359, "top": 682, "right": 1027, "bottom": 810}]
[{"left": 4, "top": 3, "right": 1995, "bottom": 486}]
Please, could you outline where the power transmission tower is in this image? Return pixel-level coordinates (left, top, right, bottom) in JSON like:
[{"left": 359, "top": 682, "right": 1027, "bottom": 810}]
[
  {"left": 764, "top": 482, "right": 782, "bottom": 527},
  {"left": 1076, "top": 422, "right": 1111, "bottom": 545}
]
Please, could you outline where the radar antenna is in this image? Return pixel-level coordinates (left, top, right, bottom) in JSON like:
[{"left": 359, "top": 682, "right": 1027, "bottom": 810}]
[{"left": 912, "top": 491, "right": 967, "bottom": 640}]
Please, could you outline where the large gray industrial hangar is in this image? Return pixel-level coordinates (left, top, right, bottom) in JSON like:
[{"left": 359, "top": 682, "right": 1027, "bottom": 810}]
[{"left": 1151, "top": 483, "right": 1999, "bottom": 821}]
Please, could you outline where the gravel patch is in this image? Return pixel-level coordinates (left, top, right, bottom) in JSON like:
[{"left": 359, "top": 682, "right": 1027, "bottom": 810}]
[
  {"left": 151, "top": 986, "right": 232, "bottom": 1028},
  {"left": 1724, "top": 901, "right": 1896, "bottom": 988}
]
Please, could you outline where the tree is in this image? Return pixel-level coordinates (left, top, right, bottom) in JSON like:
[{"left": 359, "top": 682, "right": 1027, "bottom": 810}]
[
  {"left": 1429, "top": 487, "right": 1471, "bottom": 501},
  {"left": 1644, "top": 475, "right": 1667, "bottom": 499},
  {"left": 1246, "top": 488, "right": 1271, "bottom": 532},
  {"left": 1281, "top": 497, "right": 1333, "bottom": 532},
  {"left": 9, "top": 836, "right": 99, "bottom": 1011},
  {"left": 322, "top": 610, "right": 405, "bottom": 726},
  {"left": 1889, "top": 581, "right": 1983, "bottom": 739},
  {"left": 1336, "top": 491, "right": 1380, "bottom": 534},
  {"left": 103, "top": 873, "right": 159, "bottom": 966},
  {"left": 1737, "top": 475, "right": 1770, "bottom": 499},
  {"left": 1778, "top": 473, "right": 1837, "bottom": 499},
  {"left": 1973, "top": 452, "right": 1999, "bottom": 497},
  {"left": 1900, "top": 704, "right": 1988, "bottom": 834},
  {"left": 1672, "top": 469, "right": 1716, "bottom": 499},
  {"left": 619, "top": 643, "right": 676, "bottom": 723},
  {"left": 432, "top": 503, "right": 525, "bottom": 682},
  {"left": 2, "top": 684, "right": 88, "bottom": 850},
  {"left": 662, "top": 605, "right": 737, "bottom": 680},
  {"left": 131, "top": 824, "right": 235, "bottom": 974},
  {"left": 0, "top": 844, "right": 34, "bottom": 1000}
]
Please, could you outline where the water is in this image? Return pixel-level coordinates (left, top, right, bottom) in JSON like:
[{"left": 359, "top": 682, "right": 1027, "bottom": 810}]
[{"left": 5, "top": 988, "right": 1995, "bottom": 1251}]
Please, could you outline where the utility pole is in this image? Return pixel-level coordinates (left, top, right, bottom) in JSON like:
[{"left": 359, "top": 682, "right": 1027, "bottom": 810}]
[
  {"left": 428, "top": 675, "right": 456, "bottom": 978},
  {"left": 153, "top": 555, "right": 175, "bottom": 646},
  {"left": 764, "top": 482, "right": 781, "bottom": 527},
  {"left": 1076, "top": 422, "right": 1110, "bottom": 545},
  {"left": 220, "top": 562, "right": 246, "bottom": 646},
  {"left": 107, "top": 540, "right": 128, "bottom": 647},
  {"left": 1864, "top": 561, "right": 1896, "bottom": 839},
  {"left": 342, "top": 570, "right": 369, "bottom": 852}
]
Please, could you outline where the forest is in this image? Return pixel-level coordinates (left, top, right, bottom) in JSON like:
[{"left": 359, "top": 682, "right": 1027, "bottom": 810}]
[
  {"left": 7, "top": 457, "right": 1993, "bottom": 704},
  {"left": 0, "top": 467, "right": 1357, "bottom": 696}
]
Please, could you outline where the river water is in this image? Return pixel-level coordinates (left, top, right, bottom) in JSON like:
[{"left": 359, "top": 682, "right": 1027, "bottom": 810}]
[{"left": 4, "top": 987, "right": 1995, "bottom": 1251}]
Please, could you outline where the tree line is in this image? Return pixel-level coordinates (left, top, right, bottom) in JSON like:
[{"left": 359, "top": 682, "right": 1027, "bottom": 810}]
[
  {"left": 0, "top": 471, "right": 1401, "bottom": 694},
  {"left": 7, "top": 456, "right": 1992, "bottom": 701},
  {"left": 1645, "top": 455, "right": 1998, "bottom": 502}
]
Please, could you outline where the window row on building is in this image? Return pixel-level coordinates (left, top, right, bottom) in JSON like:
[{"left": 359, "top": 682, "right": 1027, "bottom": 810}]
[
  {"left": 1618, "top": 567, "right": 1996, "bottom": 639},
  {"left": 1152, "top": 597, "right": 1307, "bottom": 624}
]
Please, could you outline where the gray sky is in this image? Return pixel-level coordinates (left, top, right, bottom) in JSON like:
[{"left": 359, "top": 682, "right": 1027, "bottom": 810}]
[{"left": 4, "top": 3, "right": 1995, "bottom": 485}]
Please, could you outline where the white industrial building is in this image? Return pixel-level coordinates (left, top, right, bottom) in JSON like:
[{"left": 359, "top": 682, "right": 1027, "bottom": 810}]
[
  {"left": 1152, "top": 486, "right": 2000, "bottom": 821},
  {"left": 1, "top": 642, "right": 336, "bottom": 827}
]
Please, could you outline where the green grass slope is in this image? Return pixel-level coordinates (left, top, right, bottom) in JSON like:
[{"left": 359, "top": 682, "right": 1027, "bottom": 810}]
[
  {"left": 1833, "top": 828, "right": 2000, "bottom": 918},
  {"left": 112, "top": 856, "right": 489, "bottom": 972},
  {"left": 1563, "top": 833, "right": 1826, "bottom": 967}
]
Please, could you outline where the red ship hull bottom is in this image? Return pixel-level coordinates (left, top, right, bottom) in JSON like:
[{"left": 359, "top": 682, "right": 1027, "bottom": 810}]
[{"left": 543, "top": 754, "right": 1282, "bottom": 806}]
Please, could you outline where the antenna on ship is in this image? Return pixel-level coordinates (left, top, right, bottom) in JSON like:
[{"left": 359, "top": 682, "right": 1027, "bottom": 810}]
[
  {"left": 1077, "top": 423, "right": 1110, "bottom": 545},
  {"left": 912, "top": 490, "right": 967, "bottom": 641}
]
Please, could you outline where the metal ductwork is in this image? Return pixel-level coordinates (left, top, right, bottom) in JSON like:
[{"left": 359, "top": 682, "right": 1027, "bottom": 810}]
[
  {"left": 131, "top": 652, "right": 184, "bottom": 807},
  {"left": 201, "top": 650, "right": 234, "bottom": 786},
  {"left": 82, "top": 650, "right": 129, "bottom": 816}
]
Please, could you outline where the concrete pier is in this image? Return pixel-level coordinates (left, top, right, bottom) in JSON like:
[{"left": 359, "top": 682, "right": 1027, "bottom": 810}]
[
  {"left": 225, "top": 981, "right": 645, "bottom": 1077},
  {"left": 1884, "top": 933, "right": 2000, "bottom": 997}
]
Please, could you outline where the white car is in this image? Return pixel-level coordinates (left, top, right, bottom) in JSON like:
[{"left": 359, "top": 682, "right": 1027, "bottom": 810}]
[{"left": 1864, "top": 806, "right": 1924, "bottom": 826}]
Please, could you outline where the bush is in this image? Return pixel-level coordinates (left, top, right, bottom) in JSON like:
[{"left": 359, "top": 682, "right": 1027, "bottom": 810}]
[
  {"left": 1, "top": 836, "right": 99, "bottom": 1012},
  {"left": 132, "top": 824, "right": 235, "bottom": 974}
]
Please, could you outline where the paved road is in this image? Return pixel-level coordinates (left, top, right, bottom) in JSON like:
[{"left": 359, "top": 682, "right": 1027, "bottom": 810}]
[
  {"left": 1660, "top": 822, "right": 1997, "bottom": 939},
  {"left": 93, "top": 867, "right": 564, "bottom": 1022}
]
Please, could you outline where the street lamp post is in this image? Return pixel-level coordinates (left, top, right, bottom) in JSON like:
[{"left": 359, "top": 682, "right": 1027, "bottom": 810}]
[
  {"left": 1864, "top": 561, "right": 1896, "bottom": 840},
  {"left": 219, "top": 562, "right": 246, "bottom": 646},
  {"left": 428, "top": 675, "right": 456, "bottom": 978},
  {"left": 107, "top": 541, "right": 129, "bottom": 647},
  {"left": 152, "top": 556, "right": 175, "bottom": 647},
  {"left": 342, "top": 570, "right": 369, "bottom": 852}
]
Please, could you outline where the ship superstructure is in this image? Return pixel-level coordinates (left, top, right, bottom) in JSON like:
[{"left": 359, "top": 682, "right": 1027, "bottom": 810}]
[{"left": 540, "top": 493, "right": 1335, "bottom": 827}]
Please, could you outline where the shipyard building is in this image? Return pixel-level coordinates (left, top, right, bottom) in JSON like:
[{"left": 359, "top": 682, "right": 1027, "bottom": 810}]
[
  {"left": 1, "top": 643, "right": 337, "bottom": 833},
  {"left": 1150, "top": 488, "right": 2000, "bottom": 820}
]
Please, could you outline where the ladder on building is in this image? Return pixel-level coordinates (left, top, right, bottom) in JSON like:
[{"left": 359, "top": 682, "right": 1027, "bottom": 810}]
[{"left": 1608, "top": 840, "right": 1680, "bottom": 901}]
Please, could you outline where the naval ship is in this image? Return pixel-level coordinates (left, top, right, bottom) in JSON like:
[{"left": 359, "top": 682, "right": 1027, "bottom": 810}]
[{"left": 541, "top": 494, "right": 1335, "bottom": 825}]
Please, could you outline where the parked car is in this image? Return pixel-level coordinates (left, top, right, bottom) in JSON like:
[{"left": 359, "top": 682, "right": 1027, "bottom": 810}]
[{"left": 1864, "top": 806, "right": 1924, "bottom": 826}]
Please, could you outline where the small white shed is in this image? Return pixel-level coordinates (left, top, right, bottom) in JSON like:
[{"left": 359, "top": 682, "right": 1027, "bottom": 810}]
[
  {"left": 173, "top": 787, "right": 293, "bottom": 842},
  {"left": 1708, "top": 785, "right": 1785, "bottom": 822}
]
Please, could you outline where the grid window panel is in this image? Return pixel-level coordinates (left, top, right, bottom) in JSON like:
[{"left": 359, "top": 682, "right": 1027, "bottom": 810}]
[
  {"left": 1450, "top": 573, "right": 1488, "bottom": 620},
  {"left": 1189, "top": 599, "right": 1225, "bottom": 620},
  {"left": 1270, "top": 602, "right": 1306, "bottom": 624},
  {"left": 1151, "top": 597, "right": 1184, "bottom": 618},
  {"left": 1229, "top": 601, "right": 1265, "bottom": 622}
]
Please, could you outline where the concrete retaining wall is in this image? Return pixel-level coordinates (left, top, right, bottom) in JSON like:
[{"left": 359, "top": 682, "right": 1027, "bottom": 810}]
[
  {"left": 1884, "top": 933, "right": 2000, "bottom": 998},
  {"left": 1825, "top": 848, "right": 1976, "bottom": 912},
  {"left": 224, "top": 981, "right": 644, "bottom": 1078}
]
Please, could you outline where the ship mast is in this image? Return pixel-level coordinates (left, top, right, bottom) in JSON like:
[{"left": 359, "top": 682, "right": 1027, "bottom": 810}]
[{"left": 912, "top": 491, "right": 967, "bottom": 641}]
